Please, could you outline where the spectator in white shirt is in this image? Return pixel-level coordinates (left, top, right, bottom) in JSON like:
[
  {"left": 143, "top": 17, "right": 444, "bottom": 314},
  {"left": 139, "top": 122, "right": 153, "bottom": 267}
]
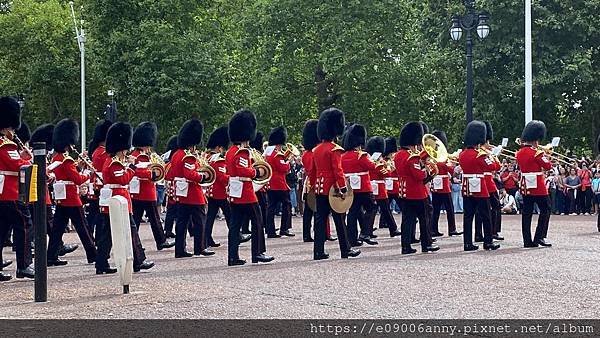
[{"left": 499, "top": 188, "right": 517, "bottom": 214}]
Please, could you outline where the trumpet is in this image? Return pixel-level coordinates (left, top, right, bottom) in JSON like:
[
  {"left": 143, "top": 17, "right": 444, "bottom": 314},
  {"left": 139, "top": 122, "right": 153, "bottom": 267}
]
[
  {"left": 147, "top": 150, "right": 166, "bottom": 182},
  {"left": 283, "top": 143, "right": 301, "bottom": 159},
  {"left": 70, "top": 146, "right": 103, "bottom": 184},
  {"left": 190, "top": 150, "right": 216, "bottom": 187},
  {"left": 250, "top": 147, "right": 272, "bottom": 185}
]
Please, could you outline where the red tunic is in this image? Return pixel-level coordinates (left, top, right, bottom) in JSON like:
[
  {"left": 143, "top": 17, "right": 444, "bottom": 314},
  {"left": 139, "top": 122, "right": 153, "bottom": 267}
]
[
  {"left": 515, "top": 145, "right": 552, "bottom": 196},
  {"left": 266, "top": 147, "right": 290, "bottom": 191},
  {"left": 225, "top": 145, "right": 257, "bottom": 204},
  {"left": 394, "top": 149, "right": 428, "bottom": 200},
  {"left": 50, "top": 152, "right": 89, "bottom": 207},
  {"left": 459, "top": 148, "right": 498, "bottom": 198},
  {"left": 129, "top": 149, "right": 156, "bottom": 202},
  {"left": 431, "top": 161, "right": 453, "bottom": 194},
  {"left": 311, "top": 141, "right": 346, "bottom": 196},
  {"left": 301, "top": 151, "right": 314, "bottom": 191},
  {"left": 369, "top": 162, "right": 388, "bottom": 200},
  {"left": 206, "top": 151, "right": 229, "bottom": 200},
  {"left": 101, "top": 158, "right": 135, "bottom": 213},
  {"left": 168, "top": 149, "right": 207, "bottom": 206},
  {"left": 341, "top": 150, "right": 374, "bottom": 193},
  {"left": 0, "top": 137, "right": 30, "bottom": 201}
]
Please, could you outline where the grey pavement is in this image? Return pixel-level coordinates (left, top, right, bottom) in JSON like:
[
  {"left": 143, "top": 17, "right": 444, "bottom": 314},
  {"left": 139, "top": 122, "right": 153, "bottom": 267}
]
[{"left": 1, "top": 214, "right": 599, "bottom": 319}]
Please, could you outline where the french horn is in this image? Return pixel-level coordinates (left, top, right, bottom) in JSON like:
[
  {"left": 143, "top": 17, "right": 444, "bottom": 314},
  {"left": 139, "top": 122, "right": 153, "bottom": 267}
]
[{"left": 250, "top": 148, "right": 272, "bottom": 185}]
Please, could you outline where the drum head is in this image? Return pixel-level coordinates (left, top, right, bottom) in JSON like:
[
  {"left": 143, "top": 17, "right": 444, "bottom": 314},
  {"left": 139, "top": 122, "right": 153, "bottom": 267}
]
[{"left": 328, "top": 185, "right": 354, "bottom": 214}]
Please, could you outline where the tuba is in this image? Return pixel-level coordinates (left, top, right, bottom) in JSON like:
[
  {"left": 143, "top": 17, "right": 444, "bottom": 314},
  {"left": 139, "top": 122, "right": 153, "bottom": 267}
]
[
  {"left": 421, "top": 134, "right": 449, "bottom": 177},
  {"left": 250, "top": 147, "right": 272, "bottom": 185},
  {"left": 193, "top": 150, "right": 216, "bottom": 187},
  {"left": 147, "top": 150, "right": 166, "bottom": 182}
]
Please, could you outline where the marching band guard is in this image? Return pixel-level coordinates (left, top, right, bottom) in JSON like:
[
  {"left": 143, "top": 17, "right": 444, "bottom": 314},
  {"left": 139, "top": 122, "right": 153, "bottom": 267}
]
[
  {"left": 225, "top": 109, "right": 274, "bottom": 266},
  {"left": 95, "top": 122, "right": 154, "bottom": 274},
  {"left": 459, "top": 121, "right": 500, "bottom": 251},
  {"left": 46, "top": 119, "right": 97, "bottom": 266},
  {"left": 130, "top": 122, "right": 175, "bottom": 250},
  {"left": 515, "top": 120, "right": 553, "bottom": 248},
  {"left": 312, "top": 108, "right": 360, "bottom": 260},
  {"left": 395, "top": 122, "right": 439, "bottom": 254},
  {"left": 163, "top": 135, "right": 179, "bottom": 239},
  {"left": 0, "top": 97, "right": 34, "bottom": 281},
  {"left": 204, "top": 126, "right": 231, "bottom": 248},
  {"left": 301, "top": 119, "right": 319, "bottom": 242},
  {"left": 380, "top": 137, "right": 399, "bottom": 229},
  {"left": 430, "top": 130, "right": 462, "bottom": 237},
  {"left": 88, "top": 119, "right": 113, "bottom": 237},
  {"left": 170, "top": 118, "right": 214, "bottom": 258},
  {"left": 265, "top": 126, "right": 295, "bottom": 237},
  {"left": 249, "top": 131, "right": 267, "bottom": 237},
  {"left": 341, "top": 124, "right": 376, "bottom": 247},
  {"left": 474, "top": 121, "right": 502, "bottom": 241},
  {"left": 366, "top": 136, "right": 402, "bottom": 239}
]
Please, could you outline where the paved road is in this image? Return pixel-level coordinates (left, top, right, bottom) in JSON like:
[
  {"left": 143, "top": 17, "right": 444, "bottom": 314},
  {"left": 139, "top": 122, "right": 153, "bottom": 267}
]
[{"left": 1, "top": 214, "right": 599, "bottom": 319}]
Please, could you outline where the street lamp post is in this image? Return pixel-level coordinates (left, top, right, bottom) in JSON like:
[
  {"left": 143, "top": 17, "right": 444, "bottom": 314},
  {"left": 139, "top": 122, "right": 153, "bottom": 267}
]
[
  {"left": 450, "top": 0, "right": 490, "bottom": 123},
  {"left": 69, "top": 1, "right": 86, "bottom": 150}
]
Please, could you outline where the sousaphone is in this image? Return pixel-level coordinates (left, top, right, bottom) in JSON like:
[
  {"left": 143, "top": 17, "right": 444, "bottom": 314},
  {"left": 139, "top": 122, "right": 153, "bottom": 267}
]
[{"left": 328, "top": 180, "right": 353, "bottom": 213}]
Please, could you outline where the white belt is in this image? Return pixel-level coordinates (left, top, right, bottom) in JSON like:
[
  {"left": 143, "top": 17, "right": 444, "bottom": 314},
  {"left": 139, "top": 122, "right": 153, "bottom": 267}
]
[
  {"left": 230, "top": 176, "right": 252, "bottom": 182},
  {"left": 483, "top": 172, "right": 493, "bottom": 176},
  {"left": 0, "top": 170, "right": 18, "bottom": 176},
  {"left": 387, "top": 177, "right": 398, "bottom": 181},
  {"left": 372, "top": 180, "right": 385, "bottom": 184},
  {"left": 463, "top": 174, "right": 484, "bottom": 178},
  {"left": 433, "top": 175, "right": 446, "bottom": 179},
  {"left": 523, "top": 172, "right": 544, "bottom": 176},
  {"left": 104, "top": 184, "right": 128, "bottom": 189},
  {"left": 55, "top": 180, "right": 75, "bottom": 185},
  {"left": 344, "top": 172, "right": 369, "bottom": 177}
]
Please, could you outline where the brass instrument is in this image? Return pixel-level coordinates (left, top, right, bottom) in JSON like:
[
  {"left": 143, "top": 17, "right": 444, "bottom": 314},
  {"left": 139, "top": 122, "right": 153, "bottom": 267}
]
[
  {"left": 283, "top": 143, "right": 301, "bottom": 159},
  {"left": 190, "top": 150, "right": 216, "bottom": 187},
  {"left": 70, "top": 146, "right": 103, "bottom": 184},
  {"left": 447, "top": 149, "right": 461, "bottom": 164},
  {"left": 12, "top": 133, "right": 33, "bottom": 159},
  {"left": 147, "top": 150, "right": 166, "bottom": 182},
  {"left": 421, "top": 134, "right": 448, "bottom": 176},
  {"left": 250, "top": 148, "right": 272, "bottom": 185},
  {"left": 328, "top": 181, "right": 354, "bottom": 213},
  {"left": 515, "top": 138, "right": 573, "bottom": 166},
  {"left": 302, "top": 178, "right": 316, "bottom": 212}
]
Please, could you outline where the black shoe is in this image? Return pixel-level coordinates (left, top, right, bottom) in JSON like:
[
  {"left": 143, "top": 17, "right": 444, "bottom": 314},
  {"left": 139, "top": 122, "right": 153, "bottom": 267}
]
[
  {"left": 267, "top": 233, "right": 281, "bottom": 239},
  {"left": 350, "top": 241, "right": 363, "bottom": 247},
  {"left": 240, "top": 234, "right": 252, "bottom": 243},
  {"left": 390, "top": 230, "right": 401, "bottom": 238},
  {"left": 252, "top": 253, "right": 274, "bottom": 263},
  {"left": 370, "top": 234, "right": 378, "bottom": 239},
  {"left": 96, "top": 267, "right": 118, "bottom": 275},
  {"left": 464, "top": 244, "right": 479, "bottom": 251},
  {"left": 535, "top": 239, "right": 552, "bottom": 247},
  {"left": 87, "top": 258, "right": 95, "bottom": 264},
  {"left": 342, "top": 248, "right": 361, "bottom": 258},
  {"left": 134, "top": 261, "right": 155, "bottom": 272},
  {"left": 361, "top": 237, "right": 378, "bottom": 245},
  {"left": 16, "top": 266, "right": 35, "bottom": 279},
  {"left": 58, "top": 243, "right": 79, "bottom": 257},
  {"left": 228, "top": 258, "right": 246, "bottom": 266},
  {"left": 411, "top": 238, "right": 420, "bottom": 244},
  {"left": 0, "top": 272, "right": 12, "bottom": 281},
  {"left": 280, "top": 231, "right": 295, "bottom": 237},
  {"left": 157, "top": 239, "right": 176, "bottom": 250},
  {"left": 47, "top": 259, "right": 68, "bottom": 266},
  {"left": 194, "top": 249, "right": 215, "bottom": 256},
  {"left": 175, "top": 251, "right": 193, "bottom": 258},
  {"left": 432, "top": 232, "right": 444, "bottom": 237},
  {"left": 431, "top": 238, "right": 437, "bottom": 243},
  {"left": 474, "top": 236, "right": 484, "bottom": 242},
  {"left": 165, "top": 232, "right": 176, "bottom": 239},
  {"left": 422, "top": 245, "right": 440, "bottom": 253},
  {"left": 449, "top": 231, "right": 463, "bottom": 237},
  {"left": 524, "top": 242, "right": 539, "bottom": 248},
  {"left": 210, "top": 241, "right": 221, "bottom": 248},
  {"left": 2, "top": 259, "right": 12, "bottom": 269},
  {"left": 493, "top": 235, "right": 504, "bottom": 241},
  {"left": 402, "top": 247, "right": 417, "bottom": 255},
  {"left": 483, "top": 243, "right": 500, "bottom": 250},
  {"left": 327, "top": 236, "right": 337, "bottom": 241},
  {"left": 314, "top": 252, "right": 329, "bottom": 260},
  {"left": 303, "top": 237, "right": 314, "bottom": 243}
]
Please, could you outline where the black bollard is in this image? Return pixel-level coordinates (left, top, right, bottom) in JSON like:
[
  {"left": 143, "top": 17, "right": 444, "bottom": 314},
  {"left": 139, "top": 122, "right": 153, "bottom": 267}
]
[{"left": 32, "top": 142, "right": 47, "bottom": 302}]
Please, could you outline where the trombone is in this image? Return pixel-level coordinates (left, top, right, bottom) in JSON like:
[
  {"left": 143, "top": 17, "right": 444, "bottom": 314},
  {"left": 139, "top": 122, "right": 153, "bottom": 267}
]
[{"left": 514, "top": 138, "right": 573, "bottom": 166}]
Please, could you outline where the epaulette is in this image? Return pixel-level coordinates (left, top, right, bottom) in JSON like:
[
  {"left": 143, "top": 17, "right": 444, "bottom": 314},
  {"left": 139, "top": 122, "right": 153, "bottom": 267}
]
[
  {"left": 110, "top": 157, "right": 125, "bottom": 167},
  {"left": 534, "top": 149, "right": 545, "bottom": 157},
  {"left": 63, "top": 155, "right": 75, "bottom": 163},
  {"left": 235, "top": 147, "right": 250, "bottom": 155},
  {"left": 357, "top": 150, "right": 369, "bottom": 159},
  {"left": 0, "top": 137, "right": 16, "bottom": 148},
  {"left": 408, "top": 150, "right": 421, "bottom": 159},
  {"left": 276, "top": 151, "right": 286, "bottom": 157},
  {"left": 332, "top": 143, "right": 344, "bottom": 152},
  {"left": 476, "top": 149, "right": 488, "bottom": 158}
]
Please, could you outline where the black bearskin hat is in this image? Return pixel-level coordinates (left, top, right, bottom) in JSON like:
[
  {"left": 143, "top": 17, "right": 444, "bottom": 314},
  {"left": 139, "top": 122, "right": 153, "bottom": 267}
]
[
  {"left": 317, "top": 108, "right": 345, "bottom": 141},
  {"left": 484, "top": 121, "right": 494, "bottom": 142},
  {"left": 0, "top": 96, "right": 21, "bottom": 130},
  {"left": 106, "top": 122, "right": 133, "bottom": 155},
  {"left": 432, "top": 130, "right": 448, "bottom": 147},
  {"left": 166, "top": 135, "right": 178, "bottom": 152},
  {"left": 228, "top": 109, "right": 257, "bottom": 143},
  {"left": 249, "top": 131, "right": 264, "bottom": 150},
  {"left": 343, "top": 124, "right": 367, "bottom": 151},
  {"left": 384, "top": 137, "right": 398, "bottom": 156},
  {"left": 88, "top": 119, "right": 113, "bottom": 154},
  {"left": 366, "top": 136, "right": 385, "bottom": 155},
  {"left": 15, "top": 122, "right": 31, "bottom": 143},
  {"left": 520, "top": 120, "right": 546, "bottom": 143},
  {"left": 399, "top": 122, "right": 424, "bottom": 147},
  {"left": 206, "top": 126, "right": 229, "bottom": 149},
  {"left": 268, "top": 126, "right": 287, "bottom": 146},
  {"left": 53, "top": 119, "right": 79, "bottom": 152},
  {"left": 419, "top": 121, "right": 430, "bottom": 134},
  {"left": 302, "top": 119, "right": 319, "bottom": 150},
  {"left": 178, "top": 118, "right": 203, "bottom": 149},
  {"left": 132, "top": 121, "right": 158, "bottom": 148},
  {"left": 31, "top": 124, "right": 54, "bottom": 151},
  {"left": 464, "top": 120, "right": 487, "bottom": 147}
]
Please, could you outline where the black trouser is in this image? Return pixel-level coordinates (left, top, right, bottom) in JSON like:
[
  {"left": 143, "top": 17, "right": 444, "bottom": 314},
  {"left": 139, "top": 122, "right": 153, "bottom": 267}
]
[
  {"left": 164, "top": 203, "right": 178, "bottom": 235},
  {"left": 253, "top": 191, "right": 268, "bottom": 234},
  {"left": 48, "top": 206, "right": 97, "bottom": 262},
  {"left": 579, "top": 188, "right": 593, "bottom": 214},
  {"left": 86, "top": 198, "right": 100, "bottom": 237},
  {"left": 175, "top": 203, "right": 207, "bottom": 255},
  {"left": 401, "top": 199, "right": 432, "bottom": 250},
  {"left": 431, "top": 192, "right": 456, "bottom": 234},
  {"left": 463, "top": 196, "right": 493, "bottom": 246},
  {"left": 205, "top": 198, "right": 231, "bottom": 247},
  {"left": 302, "top": 200, "right": 314, "bottom": 241},
  {"left": 314, "top": 195, "right": 350, "bottom": 257},
  {"left": 132, "top": 200, "right": 167, "bottom": 249},
  {"left": 95, "top": 213, "right": 146, "bottom": 269},
  {"left": 411, "top": 197, "right": 433, "bottom": 240},
  {"left": 370, "top": 198, "right": 399, "bottom": 236},
  {"left": 347, "top": 192, "right": 376, "bottom": 243},
  {"left": 0, "top": 201, "right": 32, "bottom": 270},
  {"left": 567, "top": 189, "right": 577, "bottom": 214},
  {"left": 380, "top": 194, "right": 402, "bottom": 229},
  {"left": 522, "top": 195, "right": 551, "bottom": 245},
  {"left": 228, "top": 203, "right": 266, "bottom": 260},
  {"left": 475, "top": 191, "right": 501, "bottom": 237},
  {"left": 266, "top": 190, "right": 292, "bottom": 235}
]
